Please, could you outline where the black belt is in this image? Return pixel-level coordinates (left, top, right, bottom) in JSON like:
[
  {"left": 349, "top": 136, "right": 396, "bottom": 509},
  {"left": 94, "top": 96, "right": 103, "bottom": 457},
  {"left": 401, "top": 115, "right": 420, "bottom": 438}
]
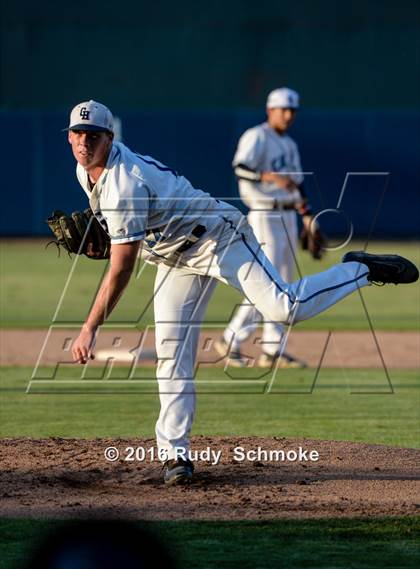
[
  {"left": 272, "top": 201, "right": 296, "bottom": 211},
  {"left": 177, "top": 224, "right": 206, "bottom": 253}
]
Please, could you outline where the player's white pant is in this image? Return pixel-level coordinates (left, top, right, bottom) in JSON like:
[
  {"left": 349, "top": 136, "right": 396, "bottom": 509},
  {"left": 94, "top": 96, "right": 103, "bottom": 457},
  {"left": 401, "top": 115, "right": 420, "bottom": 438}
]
[
  {"left": 154, "top": 212, "right": 370, "bottom": 459},
  {"left": 224, "top": 209, "right": 297, "bottom": 356},
  {"left": 154, "top": 269, "right": 216, "bottom": 461}
]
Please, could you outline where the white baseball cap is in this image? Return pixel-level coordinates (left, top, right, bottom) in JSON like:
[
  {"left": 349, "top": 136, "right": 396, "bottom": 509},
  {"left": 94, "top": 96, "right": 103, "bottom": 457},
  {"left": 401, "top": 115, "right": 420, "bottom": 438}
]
[
  {"left": 266, "top": 88, "right": 300, "bottom": 109},
  {"left": 66, "top": 100, "right": 114, "bottom": 132}
]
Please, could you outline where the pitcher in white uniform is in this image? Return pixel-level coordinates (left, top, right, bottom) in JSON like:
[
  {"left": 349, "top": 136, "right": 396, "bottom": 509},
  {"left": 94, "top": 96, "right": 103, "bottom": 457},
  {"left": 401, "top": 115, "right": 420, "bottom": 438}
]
[{"left": 65, "top": 100, "right": 419, "bottom": 486}]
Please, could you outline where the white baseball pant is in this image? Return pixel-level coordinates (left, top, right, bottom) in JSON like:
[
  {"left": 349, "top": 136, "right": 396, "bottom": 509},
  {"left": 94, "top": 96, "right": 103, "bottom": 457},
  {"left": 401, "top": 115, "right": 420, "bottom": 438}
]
[
  {"left": 153, "top": 212, "right": 370, "bottom": 459},
  {"left": 224, "top": 209, "right": 298, "bottom": 355}
]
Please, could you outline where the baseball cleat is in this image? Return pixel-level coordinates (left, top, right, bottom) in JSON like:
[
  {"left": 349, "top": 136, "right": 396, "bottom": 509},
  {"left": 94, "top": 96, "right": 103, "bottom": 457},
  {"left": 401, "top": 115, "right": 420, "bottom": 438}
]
[
  {"left": 164, "top": 458, "right": 194, "bottom": 486},
  {"left": 214, "top": 337, "right": 249, "bottom": 368},
  {"left": 226, "top": 351, "right": 250, "bottom": 368},
  {"left": 343, "top": 251, "right": 419, "bottom": 285},
  {"left": 257, "top": 351, "right": 307, "bottom": 369}
]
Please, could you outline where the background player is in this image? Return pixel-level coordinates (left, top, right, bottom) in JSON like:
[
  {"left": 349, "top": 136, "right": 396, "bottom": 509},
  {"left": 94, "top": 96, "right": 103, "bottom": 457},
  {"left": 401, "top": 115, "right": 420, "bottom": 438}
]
[
  {"left": 216, "top": 87, "right": 313, "bottom": 368},
  {"left": 66, "top": 100, "right": 418, "bottom": 486}
]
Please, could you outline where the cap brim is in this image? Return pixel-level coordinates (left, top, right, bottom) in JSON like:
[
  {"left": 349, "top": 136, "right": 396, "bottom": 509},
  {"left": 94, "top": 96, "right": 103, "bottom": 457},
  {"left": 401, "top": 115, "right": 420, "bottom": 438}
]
[
  {"left": 267, "top": 105, "right": 299, "bottom": 109},
  {"left": 63, "top": 124, "right": 113, "bottom": 133}
]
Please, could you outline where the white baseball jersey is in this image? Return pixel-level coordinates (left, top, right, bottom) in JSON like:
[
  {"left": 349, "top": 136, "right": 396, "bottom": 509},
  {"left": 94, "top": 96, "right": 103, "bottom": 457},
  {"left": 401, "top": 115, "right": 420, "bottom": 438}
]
[
  {"left": 76, "top": 141, "right": 236, "bottom": 263},
  {"left": 233, "top": 121, "right": 303, "bottom": 209}
]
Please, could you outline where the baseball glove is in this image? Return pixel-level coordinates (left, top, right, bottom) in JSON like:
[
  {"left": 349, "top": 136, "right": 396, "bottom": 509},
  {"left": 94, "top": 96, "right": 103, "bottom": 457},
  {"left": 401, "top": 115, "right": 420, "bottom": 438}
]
[
  {"left": 46, "top": 208, "right": 110, "bottom": 259},
  {"left": 300, "top": 219, "right": 327, "bottom": 260}
]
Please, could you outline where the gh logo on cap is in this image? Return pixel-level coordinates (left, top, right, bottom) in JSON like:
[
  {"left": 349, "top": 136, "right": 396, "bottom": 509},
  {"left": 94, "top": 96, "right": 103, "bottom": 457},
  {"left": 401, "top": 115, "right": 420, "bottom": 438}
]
[{"left": 80, "top": 107, "right": 90, "bottom": 120}]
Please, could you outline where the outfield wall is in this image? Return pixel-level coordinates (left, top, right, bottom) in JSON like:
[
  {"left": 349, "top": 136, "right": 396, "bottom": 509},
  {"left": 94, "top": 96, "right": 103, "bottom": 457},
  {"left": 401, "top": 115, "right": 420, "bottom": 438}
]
[
  {"left": 2, "top": 2, "right": 418, "bottom": 237},
  {"left": 1, "top": 109, "right": 419, "bottom": 238},
  {"left": 2, "top": 1, "right": 419, "bottom": 111}
]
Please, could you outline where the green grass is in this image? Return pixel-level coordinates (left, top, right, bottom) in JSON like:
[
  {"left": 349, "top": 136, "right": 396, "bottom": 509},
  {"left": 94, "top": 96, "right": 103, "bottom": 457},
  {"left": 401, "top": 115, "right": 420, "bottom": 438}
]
[
  {"left": 1, "top": 367, "right": 418, "bottom": 447},
  {"left": 0, "top": 518, "right": 419, "bottom": 568},
  {"left": 1, "top": 245, "right": 418, "bottom": 568},
  {"left": 1, "top": 365, "right": 419, "bottom": 567},
  {"left": 1, "top": 239, "right": 419, "bottom": 330}
]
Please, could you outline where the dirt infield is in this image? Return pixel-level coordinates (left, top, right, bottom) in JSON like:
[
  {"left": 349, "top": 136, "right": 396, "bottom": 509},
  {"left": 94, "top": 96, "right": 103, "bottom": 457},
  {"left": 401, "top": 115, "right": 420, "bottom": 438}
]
[
  {"left": 0, "top": 437, "right": 419, "bottom": 520},
  {"left": 1, "top": 329, "right": 419, "bottom": 368},
  {"left": 2, "top": 328, "right": 419, "bottom": 521}
]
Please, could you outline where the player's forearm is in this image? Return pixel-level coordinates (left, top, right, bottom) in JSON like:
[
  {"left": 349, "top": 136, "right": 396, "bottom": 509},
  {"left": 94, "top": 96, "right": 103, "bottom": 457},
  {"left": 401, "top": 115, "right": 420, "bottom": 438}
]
[
  {"left": 83, "top": 241, "right": 141, "bottom": 331},
  {"left": 261, "top": 172, "right": 298, "bottom": 190},
  {"left": 84, "top": 267, "right": 133, "bottom": 331},
  {"left": 238, "top": 180, "right": 302, "bottom": 211}
]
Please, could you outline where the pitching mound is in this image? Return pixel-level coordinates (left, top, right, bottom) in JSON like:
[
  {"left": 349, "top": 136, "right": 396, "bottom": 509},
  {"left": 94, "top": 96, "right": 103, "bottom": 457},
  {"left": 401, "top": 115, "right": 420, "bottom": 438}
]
[{"left": 1, "top": 437, "right": 419, "bottom": 520}]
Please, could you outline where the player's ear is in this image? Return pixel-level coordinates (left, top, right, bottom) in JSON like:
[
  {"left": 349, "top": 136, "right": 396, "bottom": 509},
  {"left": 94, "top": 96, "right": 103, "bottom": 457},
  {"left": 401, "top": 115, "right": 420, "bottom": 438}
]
[{"left": 67, "top": 131, "right": 73, "bottom": 144}]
